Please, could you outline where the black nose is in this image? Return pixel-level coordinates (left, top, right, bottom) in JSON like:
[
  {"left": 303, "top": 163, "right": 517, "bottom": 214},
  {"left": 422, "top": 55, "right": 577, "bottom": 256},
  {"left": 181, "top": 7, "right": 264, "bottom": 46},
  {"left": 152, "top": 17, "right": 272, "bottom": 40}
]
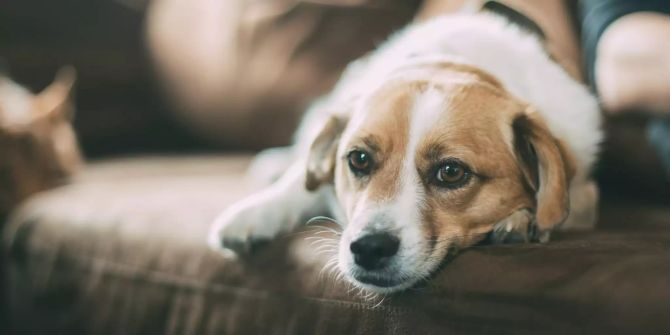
[{"left": 350, "top": 233, "right": 400, "bottom": 270}]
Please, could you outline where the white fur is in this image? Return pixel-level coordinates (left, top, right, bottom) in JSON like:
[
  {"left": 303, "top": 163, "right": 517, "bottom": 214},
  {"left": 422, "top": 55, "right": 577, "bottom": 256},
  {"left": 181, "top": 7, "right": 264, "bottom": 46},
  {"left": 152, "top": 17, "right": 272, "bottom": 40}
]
[
  {"left": 388, "top": 89, "right": 451, "bottom": 286},
  {"left": 394, "top": 89, "right": 446, "bottom": 238}
]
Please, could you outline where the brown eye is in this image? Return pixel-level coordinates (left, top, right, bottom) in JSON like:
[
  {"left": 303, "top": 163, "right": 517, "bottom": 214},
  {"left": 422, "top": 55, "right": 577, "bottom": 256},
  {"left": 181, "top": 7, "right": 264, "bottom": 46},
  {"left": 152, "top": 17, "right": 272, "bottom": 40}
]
[
  {"left": 434, "top": 160, "right": 470, "bottom": 188},
  {"left": 348, "top": 150, "right": 372, "bottom": 175}
]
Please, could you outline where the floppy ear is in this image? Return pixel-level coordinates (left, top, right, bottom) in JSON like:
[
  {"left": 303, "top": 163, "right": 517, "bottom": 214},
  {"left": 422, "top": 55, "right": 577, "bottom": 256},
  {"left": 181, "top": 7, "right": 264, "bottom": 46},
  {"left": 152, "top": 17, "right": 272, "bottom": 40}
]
[
  {"left": 35, "top": 66, "right": 76, "bottom": 120},
  {"left": 305, "top": 115, "right": 347, "bottom": 191},
  {"left": 512, "top": 109, "right": 575, "bottom": 230}
]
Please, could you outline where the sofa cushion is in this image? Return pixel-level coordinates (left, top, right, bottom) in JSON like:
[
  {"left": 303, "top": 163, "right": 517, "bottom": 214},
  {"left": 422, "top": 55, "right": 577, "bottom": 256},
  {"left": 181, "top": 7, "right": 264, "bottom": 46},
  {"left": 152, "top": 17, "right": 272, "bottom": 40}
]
[{"left": 3, "top": 155, "right": 670, "bottom": 334}]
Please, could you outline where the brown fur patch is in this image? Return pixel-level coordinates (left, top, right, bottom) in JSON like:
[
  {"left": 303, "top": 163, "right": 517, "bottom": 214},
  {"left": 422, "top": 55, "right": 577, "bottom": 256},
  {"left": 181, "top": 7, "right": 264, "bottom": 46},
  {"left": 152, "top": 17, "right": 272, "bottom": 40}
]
[{"left": 413, "top": 82, "right": 536, "bottom": 252}]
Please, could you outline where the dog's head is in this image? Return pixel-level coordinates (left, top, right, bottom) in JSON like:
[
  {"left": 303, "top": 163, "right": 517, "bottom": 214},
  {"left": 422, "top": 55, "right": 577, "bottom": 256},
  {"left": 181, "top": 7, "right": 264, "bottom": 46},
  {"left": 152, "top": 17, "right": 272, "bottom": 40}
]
[{"left": 305, "top": 63, "right": 575, "bottom": 293}]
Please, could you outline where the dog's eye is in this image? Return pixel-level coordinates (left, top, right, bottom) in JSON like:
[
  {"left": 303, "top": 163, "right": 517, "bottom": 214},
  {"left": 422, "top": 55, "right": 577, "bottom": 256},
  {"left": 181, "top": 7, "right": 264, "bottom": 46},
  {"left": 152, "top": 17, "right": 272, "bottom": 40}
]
[
  {"left": 348, "top": 150, "right": 372, "bottom": 175},
  {"left": 434, "top": 160, "right": 470, "bottom": 188}
]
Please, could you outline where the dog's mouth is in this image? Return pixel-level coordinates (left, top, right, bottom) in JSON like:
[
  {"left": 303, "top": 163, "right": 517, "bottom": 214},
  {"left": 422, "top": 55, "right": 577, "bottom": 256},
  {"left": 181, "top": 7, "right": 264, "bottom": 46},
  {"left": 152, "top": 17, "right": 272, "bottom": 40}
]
[
  {"left": 347, "top": 268, "right": 427, "bottom": 293},
  {"left": 344, "top": 245, "right": 461, "bottom": 293},
  {"left": 352, "top": 274, "right": 404, "bottom": 288}
]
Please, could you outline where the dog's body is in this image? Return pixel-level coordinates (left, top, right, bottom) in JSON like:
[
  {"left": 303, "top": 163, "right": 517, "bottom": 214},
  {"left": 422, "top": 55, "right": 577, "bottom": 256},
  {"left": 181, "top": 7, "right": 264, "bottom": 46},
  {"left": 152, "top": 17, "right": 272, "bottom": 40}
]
[{"left": 209, "top": 13, "right": 601, "bottom": 293}]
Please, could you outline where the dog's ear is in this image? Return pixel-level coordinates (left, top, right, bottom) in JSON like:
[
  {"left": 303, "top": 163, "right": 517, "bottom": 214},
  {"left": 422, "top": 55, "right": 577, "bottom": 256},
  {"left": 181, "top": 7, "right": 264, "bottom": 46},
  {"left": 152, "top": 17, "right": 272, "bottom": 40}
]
[
  {"left": 305, "top": 115, "right": 348, "bottom": 191},
  {"left": 512, "top": 108, "right": 575, "bottom": 230},
  {"left": 36, "top": 66, "right": 76, "bottom": 120}
]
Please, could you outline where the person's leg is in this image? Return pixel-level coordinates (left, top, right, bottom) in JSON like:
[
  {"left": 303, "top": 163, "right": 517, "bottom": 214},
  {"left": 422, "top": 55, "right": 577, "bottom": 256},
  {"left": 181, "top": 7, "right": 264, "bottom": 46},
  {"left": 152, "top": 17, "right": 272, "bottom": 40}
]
[
  {"left": 581, "top": 0, "right": 670, "bottom": 188},
  {"left": 146, "top": 0, "right": 420, "bottom": 150},
  {"left": 595, "top": 12, "right": 670, "bottom": 115},
  {"left": 581, "top": 0, "right": 670, "bottom": 114}
]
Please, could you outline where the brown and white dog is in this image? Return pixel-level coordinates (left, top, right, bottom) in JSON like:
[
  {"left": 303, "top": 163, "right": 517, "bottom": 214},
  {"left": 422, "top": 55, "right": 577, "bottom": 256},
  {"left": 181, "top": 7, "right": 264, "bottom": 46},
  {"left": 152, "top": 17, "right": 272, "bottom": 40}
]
[{"left": 209, "top": 12, "right": 601, "bottom": 293}]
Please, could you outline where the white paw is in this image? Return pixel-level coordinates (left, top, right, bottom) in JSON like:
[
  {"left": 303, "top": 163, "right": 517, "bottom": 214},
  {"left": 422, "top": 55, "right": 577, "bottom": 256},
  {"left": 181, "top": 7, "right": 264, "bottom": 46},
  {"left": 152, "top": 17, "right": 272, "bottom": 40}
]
[
  {"left": 208, "top": 192, "right": 291, "bottom": 255},
  {"left": 490, "top": 209, "right": 550, "bottom": 244}
]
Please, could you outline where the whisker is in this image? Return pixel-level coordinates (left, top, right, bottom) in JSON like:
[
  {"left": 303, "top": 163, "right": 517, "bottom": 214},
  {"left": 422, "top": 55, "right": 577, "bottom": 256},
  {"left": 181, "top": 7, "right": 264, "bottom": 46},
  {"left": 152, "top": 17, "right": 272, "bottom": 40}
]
[
  {"left": 311, "top": 230, "right": 339, "bottom": 236},
  {"left": 319, "top": 256, "right": 340, "bottom": 281},
  {"left": 312, "top": 238, "right": 337, "bottom": 245},
  {"left": 314, "top": 244, "right": 337, "bottom": 252},
  {"left": 371, "top": 295, "right": 386, "bottom": 309},
  {"left": 306, "top": 216, "right": 341, "bottom": 226},
  {"left": 315, "top": 250, "right": 337, "bottom": 257}
]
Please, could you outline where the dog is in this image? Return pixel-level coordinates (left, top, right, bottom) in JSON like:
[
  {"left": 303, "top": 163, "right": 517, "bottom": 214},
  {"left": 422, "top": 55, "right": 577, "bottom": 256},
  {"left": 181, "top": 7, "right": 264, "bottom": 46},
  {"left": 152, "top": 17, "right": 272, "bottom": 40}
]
[{"left": 208, "top": 12, "right": 601, "bottom": 293}]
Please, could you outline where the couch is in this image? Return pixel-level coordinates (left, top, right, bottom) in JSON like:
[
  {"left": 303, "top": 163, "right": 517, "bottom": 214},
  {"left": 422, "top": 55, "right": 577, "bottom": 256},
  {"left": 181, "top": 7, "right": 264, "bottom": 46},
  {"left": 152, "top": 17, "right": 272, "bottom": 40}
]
[{"left": 3, "top": 155, "right": 670, "bottom": 334}]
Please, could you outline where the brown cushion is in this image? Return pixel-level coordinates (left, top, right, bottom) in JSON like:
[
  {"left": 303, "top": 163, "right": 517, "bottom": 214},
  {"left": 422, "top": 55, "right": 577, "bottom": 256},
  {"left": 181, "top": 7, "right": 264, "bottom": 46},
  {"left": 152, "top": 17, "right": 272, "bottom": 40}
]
[{"left": 3, "top": 155, "right": 670, "bottom": 334}]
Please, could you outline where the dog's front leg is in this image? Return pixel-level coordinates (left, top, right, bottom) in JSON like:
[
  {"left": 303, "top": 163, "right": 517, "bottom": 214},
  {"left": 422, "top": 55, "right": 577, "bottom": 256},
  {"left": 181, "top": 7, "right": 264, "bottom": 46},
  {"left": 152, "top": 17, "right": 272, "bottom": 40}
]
[{"left": 208, "top": 160, "right": 331, "bottom": 255}]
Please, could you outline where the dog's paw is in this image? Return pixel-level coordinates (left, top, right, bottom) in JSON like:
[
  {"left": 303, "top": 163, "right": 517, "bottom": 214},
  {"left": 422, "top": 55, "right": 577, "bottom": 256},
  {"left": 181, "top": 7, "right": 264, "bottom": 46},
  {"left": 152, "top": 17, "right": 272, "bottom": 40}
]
[
  {"left": 208, "top": 195, "right": 288, "bottom": 255},
  {"left": 489, "top": 209, "right": 551, "bottom": 244}
]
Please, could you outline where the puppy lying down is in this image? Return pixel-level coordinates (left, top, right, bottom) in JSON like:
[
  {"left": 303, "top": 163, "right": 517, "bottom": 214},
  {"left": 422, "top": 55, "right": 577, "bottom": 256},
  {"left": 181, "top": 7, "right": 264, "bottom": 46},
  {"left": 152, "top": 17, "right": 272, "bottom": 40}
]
[{"left": 209, "top": 12, "right": 601, "bottom": 293}]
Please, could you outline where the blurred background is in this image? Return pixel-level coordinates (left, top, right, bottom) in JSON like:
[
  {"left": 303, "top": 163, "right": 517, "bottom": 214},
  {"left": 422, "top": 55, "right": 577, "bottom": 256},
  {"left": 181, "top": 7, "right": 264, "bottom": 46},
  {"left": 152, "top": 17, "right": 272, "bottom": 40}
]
[{"left": 1, "top": 0, "right": 211, "bottom": 157}]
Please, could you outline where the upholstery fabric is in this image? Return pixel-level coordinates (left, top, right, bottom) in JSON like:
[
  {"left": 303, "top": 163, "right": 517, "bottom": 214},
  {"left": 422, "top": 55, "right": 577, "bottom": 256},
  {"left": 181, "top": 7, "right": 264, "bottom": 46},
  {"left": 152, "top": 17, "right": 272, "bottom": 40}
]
[{"left": 3, "top": 156, "right": 670, "bottom": 334}]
